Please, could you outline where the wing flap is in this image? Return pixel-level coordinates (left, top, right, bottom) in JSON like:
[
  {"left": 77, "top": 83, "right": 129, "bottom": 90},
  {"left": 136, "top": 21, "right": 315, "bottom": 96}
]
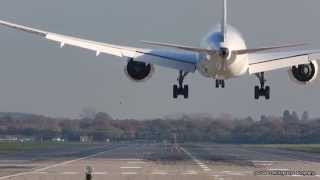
[
  {"left": 249, "top": 55, "right": 310, "bottom": 74},
  {"left": 46, "top": 33, "right": 131, "bottom": 58},
  {"left": 248, "top": 50, "right": 320, "bottom": 74}
]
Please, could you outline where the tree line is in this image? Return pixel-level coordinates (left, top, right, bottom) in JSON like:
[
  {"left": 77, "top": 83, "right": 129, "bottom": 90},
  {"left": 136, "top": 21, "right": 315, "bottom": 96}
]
[{"left": 0, "top": 110, "right": 319, "bottom": 144}]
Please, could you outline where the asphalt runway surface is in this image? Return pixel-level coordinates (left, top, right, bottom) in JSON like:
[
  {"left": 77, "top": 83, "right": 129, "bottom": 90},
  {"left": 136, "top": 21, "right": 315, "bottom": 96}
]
[{"left": 0, "top": 143, "right": 319, "bottom": 180}]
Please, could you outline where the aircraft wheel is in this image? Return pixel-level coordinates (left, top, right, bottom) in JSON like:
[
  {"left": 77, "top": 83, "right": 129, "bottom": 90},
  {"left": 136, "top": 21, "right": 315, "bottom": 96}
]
[
  {"left": 183, "top": 85, "right": 189, "bottom": 99},
  {"left": 254, "top": 86, "right": 260, "bottom": 99},
  {"left": 265, "top": 86, "right": 270, "bottom": 100},
  {"left": 173, "top": 85, "right": 178, "bottom": 99}
]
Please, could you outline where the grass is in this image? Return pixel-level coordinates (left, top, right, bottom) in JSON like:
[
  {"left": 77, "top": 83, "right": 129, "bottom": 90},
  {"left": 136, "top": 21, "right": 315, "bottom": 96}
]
[
  {"left": 247, "top": 144, "right": 320, "bottom": 154},
  {"left": 0, "top": 142, "right": 89, "bottom": 155}
]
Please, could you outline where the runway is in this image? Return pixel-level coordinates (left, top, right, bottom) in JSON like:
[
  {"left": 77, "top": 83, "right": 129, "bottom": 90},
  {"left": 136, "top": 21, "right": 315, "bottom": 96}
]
[{"left": 0, "top": 143, "right": 319, "bottom": 180}]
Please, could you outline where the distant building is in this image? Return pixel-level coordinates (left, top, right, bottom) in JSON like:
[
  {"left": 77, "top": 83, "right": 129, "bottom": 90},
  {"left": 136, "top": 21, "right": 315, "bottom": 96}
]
[
  {"left": 0, "top": 135, "right": 18, "bottom": 142},
  {"left": 80, "top": 136, "right": 93, "bottom": 143},
  {"left": 52, "top": 137, "right": 65, "bottom": 142},
  {"left": 19, "top": 137, "right": 35, "bottom": 142},
  {"left": 0, "top": 135, "right": 35, "bottom": 142}
]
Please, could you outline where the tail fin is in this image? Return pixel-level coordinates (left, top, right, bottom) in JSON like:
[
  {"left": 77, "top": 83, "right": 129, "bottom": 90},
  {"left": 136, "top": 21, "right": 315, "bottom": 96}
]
[{"left": 221, "top": 0, "right": 227, "bottom": 42}]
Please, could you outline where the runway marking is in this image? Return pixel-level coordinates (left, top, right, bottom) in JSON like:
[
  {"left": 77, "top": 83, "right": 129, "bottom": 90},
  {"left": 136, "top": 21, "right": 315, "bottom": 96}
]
[
  {"left": 255, "top": 163, "right": 273, "bottom": 166},
  {"left": 269, "top": 169, "right": 289, "bottom": 171},
  {"left": 92, "top": 172, "right": 108, "bottom": 175},
  {"left": 31, "top": 172, "right": 48, "bottom": 174},
  {"left": 180, "top": 146, "right": 212, "bottom": 172},
  {"left": 0, "top": 146, "right": 115, "bottom": 180},
  {"left": 119, "top": 159, "right": 143, "bottom": 161},
  {"left": 60, "top": 172, "right": 78, "bottom": 175},
  {"left": 121, "top": 172, "right": 138, "bottom": 175},
  {"left": 252, "top": 160, "right": 275, "bottom": 167},
  {"left": 210, "top": 174, "right": 221, "bottom": 177},
  {"left": 183, "top": 171, "right": 198, "bottom": 175},
  {"left": 151, "top": 172, "right": 168, "bottom": 175},
  {"left": 120, "top": 166, "right": 142, "bottom": 169},
  {"left": 225, "top": 172, "right": 245, "bottom": 176},
  {"left": 127, "top": 161, "right": 146, "bottom": 164}
]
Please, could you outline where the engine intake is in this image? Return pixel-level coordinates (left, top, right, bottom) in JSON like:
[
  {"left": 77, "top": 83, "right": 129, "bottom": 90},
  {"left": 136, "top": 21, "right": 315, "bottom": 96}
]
[
  {"left": 288, "top": 61, "right": 319, "bottom": 85},
  {"left": 125, "top": 59, "right": 154, "bottom": 82}
]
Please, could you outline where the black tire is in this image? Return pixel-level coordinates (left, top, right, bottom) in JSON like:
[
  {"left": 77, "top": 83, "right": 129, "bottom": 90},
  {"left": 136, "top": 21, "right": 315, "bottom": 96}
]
[
  {"left": 254, "top": 86, "right": 260, "bottom": 100},
  {"left": 173, "top": 85, "right": 178, "bottom": 99},
  {"left": 265, "top": 86, "right": 270, "bottom": 100},
  {"left": 215, "top": 80, "right": 219, "bottom": 88},
  {"left": 183, "top": 85, "right": 189, "bottom": 99},
  {"left": 221, "top": 80, "right": 225, "bottom": 88}
]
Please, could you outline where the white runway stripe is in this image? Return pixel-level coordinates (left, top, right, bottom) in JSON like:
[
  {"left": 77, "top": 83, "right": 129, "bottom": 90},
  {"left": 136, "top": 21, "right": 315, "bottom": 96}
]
[
  {"left": 119, "top": 159, "right": 143, "bottom": 161},
  {"left": 92, "top": 172, "right": 108, "bottom": 175},
  {"left": 255, "top": 163, "right": 273, "bottom": 166},
  {"left": 180, "top": 146, "right": 212, "bottom": 172},
  {"left": 269, "top": 169, "right": 289, "bottom": 171},
  {"left": 121, "top": 172, "right": 138, "bottom": 175},
  {"left": 31, "top": 172, "right": 48, "bottom": 174},
  {"left": 183, "top": 171, "right": 198, "bottom": 175},
  {"left": 120, "top": 166, "right": 142, "bottom": 169},
  {"left": 127, "top": 161, "right": 146, "bottom": 164},
  {"left": 225, "top": 172, "right": 245, "bottom": 176},
  {"left": 151, "top": 172, "right": 168, "bottom": 175},
  {"left": 60, "top": 172, "right": 78, "bottom": 175}
]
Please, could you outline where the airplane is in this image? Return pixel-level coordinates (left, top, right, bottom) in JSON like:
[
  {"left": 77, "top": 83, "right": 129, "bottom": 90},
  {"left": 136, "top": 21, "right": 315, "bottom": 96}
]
[{"left": 0, "top": 0, "right": 319, "bottom": 100}]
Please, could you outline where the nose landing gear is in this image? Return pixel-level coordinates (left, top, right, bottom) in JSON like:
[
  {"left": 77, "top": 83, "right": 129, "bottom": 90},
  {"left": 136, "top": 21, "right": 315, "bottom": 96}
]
[
  {"left": 254, "top": 72, "right": 270, "bottom": 100},
  {"left": 173, "top": 70, "right": 189, "bottom": 99}
]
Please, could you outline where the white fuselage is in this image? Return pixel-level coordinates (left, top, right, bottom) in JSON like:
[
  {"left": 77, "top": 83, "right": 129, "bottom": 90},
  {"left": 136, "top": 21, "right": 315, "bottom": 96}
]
[{"left": 197, "top": 25, "right": 249, "bottom": 79}]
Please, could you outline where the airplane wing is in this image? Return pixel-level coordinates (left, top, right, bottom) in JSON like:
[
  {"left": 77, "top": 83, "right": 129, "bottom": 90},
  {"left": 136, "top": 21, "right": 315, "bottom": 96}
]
[
  {"left": 0, "top": 20, "right": 198, "bottom": 72},
  {"left": 141, "top": 40, "right": 217, "bottom": 55},
  {"left": 248, "top": 50, "right": 320, "bottom": 74}
]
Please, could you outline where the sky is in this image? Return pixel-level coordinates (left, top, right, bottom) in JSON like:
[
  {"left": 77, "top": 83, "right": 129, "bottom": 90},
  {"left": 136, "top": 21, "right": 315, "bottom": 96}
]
[{"left": 0, "top": 0, "right": 319, "bottom": 119}]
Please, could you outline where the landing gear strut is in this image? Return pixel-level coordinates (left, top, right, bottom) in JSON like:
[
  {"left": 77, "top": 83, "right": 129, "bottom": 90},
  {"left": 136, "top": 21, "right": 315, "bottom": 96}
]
[
  {"left": 216, "top": 79, "right": 225, "bottom": 88},
  {"left": 173, "top": 70, "right": 189, "bottom": 99},
  {"left": 254, "top": 72, "right": 270, "bottom": 100}
]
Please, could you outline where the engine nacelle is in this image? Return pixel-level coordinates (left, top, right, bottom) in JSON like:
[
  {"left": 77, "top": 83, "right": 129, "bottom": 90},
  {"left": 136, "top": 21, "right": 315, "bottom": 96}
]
[
  {"left": 124, "top": 59, "right": 154, "bottom": 82},
  {"left": 288, "top": 60, "right": 319, "bottom": 85}
]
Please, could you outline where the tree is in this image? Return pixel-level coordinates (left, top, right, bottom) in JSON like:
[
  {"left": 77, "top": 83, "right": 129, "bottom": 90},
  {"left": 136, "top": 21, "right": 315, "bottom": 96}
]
[
  {"left": 283, "top": 110, "right": 291, "bottom": 123},
  {"left": 80, "top": 107, "right": 97, "bottom": 120},
  {"left": 301, "top": 111, "right": 309, "bottom": 121},
  {"left": 291, "top": 111, "right": 300, "bottom": 122}
]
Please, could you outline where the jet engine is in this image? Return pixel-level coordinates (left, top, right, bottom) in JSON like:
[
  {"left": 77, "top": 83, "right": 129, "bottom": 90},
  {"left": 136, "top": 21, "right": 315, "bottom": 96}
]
[
  {"left": 288, "top": 60, "right": 319, "bottom": 85},
  {"left": 124, "top": 59, "right": 154, "bottom": 82}
]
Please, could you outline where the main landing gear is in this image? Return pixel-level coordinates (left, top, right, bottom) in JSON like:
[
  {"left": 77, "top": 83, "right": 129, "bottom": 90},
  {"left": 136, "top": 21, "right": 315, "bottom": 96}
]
[
  {"left": 254, "top": 72, "right": 270, "bottom": 100},
  {"left": 216, "top": 79, "right": 225, "bottom": 88},
  {"left": 173, "top": 70, "right": 189, "bottom": 99}
]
